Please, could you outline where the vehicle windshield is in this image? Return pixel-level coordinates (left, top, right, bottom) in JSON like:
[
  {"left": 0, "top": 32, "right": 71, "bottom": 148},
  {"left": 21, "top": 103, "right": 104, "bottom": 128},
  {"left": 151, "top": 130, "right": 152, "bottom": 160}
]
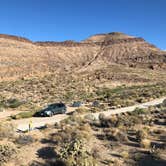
[{"left": 48, "top": 103, "right": 65, "bottom": 108}]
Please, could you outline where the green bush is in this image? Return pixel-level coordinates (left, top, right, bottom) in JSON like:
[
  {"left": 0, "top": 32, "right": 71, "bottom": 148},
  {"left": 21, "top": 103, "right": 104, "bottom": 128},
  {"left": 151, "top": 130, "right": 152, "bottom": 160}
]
[
  {"left": 58, "top": 139, "right": 98, "bottom": 166},
  {"left": 11, "top": 110, "right": 36, "bottom": 119},
  {"left": 0, "top": 98, "right": 24, "bottom": 109},
  {"left": 6, "top": 98, "right": 24, "bottom": 108},
  {"left": 131, "top": 107, "right": 148, "bottom": 116},
  {"left": 95, "top": 83, "right": 166, "bottom": 107}
]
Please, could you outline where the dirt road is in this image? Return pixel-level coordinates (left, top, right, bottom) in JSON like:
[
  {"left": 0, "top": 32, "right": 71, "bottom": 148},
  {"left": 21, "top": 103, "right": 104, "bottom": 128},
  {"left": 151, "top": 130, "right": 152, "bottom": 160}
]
[
  {"left": 10, "top": 97, "right": 166, "bottom": 131},
  {"left": 92, "top": 97, "right": 166, "bottom": 118},
  {"left": 0, "top": 110, "right": 22, "bottom": 119}
]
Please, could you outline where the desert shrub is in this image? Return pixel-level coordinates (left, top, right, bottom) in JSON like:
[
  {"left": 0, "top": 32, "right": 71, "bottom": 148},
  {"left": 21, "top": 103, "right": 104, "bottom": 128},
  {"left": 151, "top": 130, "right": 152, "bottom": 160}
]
[
  {"left": 98, "top": 113, "right": 108, "bottom": 127},
  {"left": 75, "top": 107, "right": 89, "bottom": 114},
  {"left": 103, "top": 128, "right": 128, "bottom": 142},
  {"left": 89, "top": 107, "right": 101, "bottom": 113},
  {"left": 84, "top": 114, "right": 96, "bottom": 121},
  {"left": 0, "top": 143, "right": 17, "bottom": 165},
  {"left": 140, "top": 139, "right": 151, "bottom": 149},
  {"left": 113, "top": 114, "right": 141, "bottom": 127},
  {"left": 0, "top": 123, "right": 15, "bottom": 140},
  {"left": 61, "top": 115, "right": 85, "bottom": 126},
  {"left": 11, "top": 110, "right": 36, "bottom": 119},
  {"left": 95, "top": 83, "right": 166, "bottom": 107},
  {"left": 131, "top": 107, "right": 148, "bottom": 116},
  {"left": 136, "top": 130, "right": 148, "bottom": 142},
  {"left": 0, "top": 107, "right": 4, "bottom": 112},
  {"left": 15, "top": 135, "right": 34, "bottom": 145},
  {"left": 108, "top": 115, "right": 119, "bottom": 127},
  {"left": 58, "top": 139, "right": 98, "bottom": 166},
  {"left": 109, "top": 98, "right": 135, "bottom": 107},
  {"left": 0, "top": 98, "right": 25, "bottom": 108},
  {"left": 53, "top": 118, "right": 92, "bottom": 146},
  {"left": 0, "top": 101, "right": 5, "bottom": 110},
  {"left": 6, "top": 98, "right": 24, "bottom": 108},
  {"left": 136, "top": 97, "right": 147, "bottom": 103},
  {"left": 99, "top": 113, "right": 106, "bottom": 121},
  {"left": 121, "top": 151, "right": 129, "bottom": 159},
  {"left": 52, "top": 116, "right": 97, "bottom": 166},
  {"left": 98, "top": 113, "right": 141, "bottom": 128},
  {"left": 150, "top": 147, "right": 166, "bottom": 160},
  {"left": 91, "top": 146, "right": 101, "bottom": 159},
  {"left": 162, "top": 99, "right": 166, "bottom": 107}
]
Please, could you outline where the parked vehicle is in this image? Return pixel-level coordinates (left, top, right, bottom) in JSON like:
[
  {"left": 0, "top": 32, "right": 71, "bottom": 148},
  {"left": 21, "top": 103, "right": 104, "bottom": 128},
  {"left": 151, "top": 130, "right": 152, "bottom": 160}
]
[
  {"left": 92, "top": 101, "right": 100, "bottom": 107},
  {"left": 35, "top": 103, "right": 67, "bottom": 117},
  {"left": 72, "top": 101, "right": 82, "bottom": 107}
]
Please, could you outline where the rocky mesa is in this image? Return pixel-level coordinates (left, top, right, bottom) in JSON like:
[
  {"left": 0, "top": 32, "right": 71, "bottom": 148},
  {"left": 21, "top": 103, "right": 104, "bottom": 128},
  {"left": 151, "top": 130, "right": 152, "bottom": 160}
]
[{"left": 0, "top": 32, "right": 165, "bottom": 80}]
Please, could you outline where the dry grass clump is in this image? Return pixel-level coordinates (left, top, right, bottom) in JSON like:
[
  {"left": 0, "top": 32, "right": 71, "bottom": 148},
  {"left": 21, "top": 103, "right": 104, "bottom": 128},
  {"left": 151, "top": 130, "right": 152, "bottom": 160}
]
[
  {"left": 0, "top": 123, "right": 15, "bottom": 140},
  {"left": 96, "top": 83, "right": 166, "bottom": 107},
  {"left": 135, "top": 128, "right": 152, "bottom": 149},
  {"left": 162, "top": 99, "right": 166, "bottom": 107},
  {"left": 58, "top": 139, "right": 98, "bottom": 166},
  {"left": 121, "top": 151, "right": 130, "bottom": 159},
  {"left": 103, "top": 128, "right": 128, "bottom": 142},
  {"left": 0, "top": 142, "right": 17, "bottom": 165},
  {"left": 140, "top": 138, "right": 151, "bottom": 149},
  {"left": 0, "top": 98, "right": 24, "bottom": 110},
  {"left": 75, "top": 107, "right": 89, "bottom": 114},
  {"left": 15, "top": 135, "right": 35, "bottom": 145},
  {"left": 150, "top": 147, "right": 166, "bottom": 160},
  {"left": 98, "top": 112, "right": 143, "bottom": 128},
  {"left": 11, "top": 110, "right": 37, "bottom": 119},
  {"left": 53, "top": 122, "right": 92, "bottom": 146},
  {"left": 136, "top": 129, "right": 148, "bottom": 142},
  {"left": 50, "top": 115, "right": 98, "bottom": 165}
]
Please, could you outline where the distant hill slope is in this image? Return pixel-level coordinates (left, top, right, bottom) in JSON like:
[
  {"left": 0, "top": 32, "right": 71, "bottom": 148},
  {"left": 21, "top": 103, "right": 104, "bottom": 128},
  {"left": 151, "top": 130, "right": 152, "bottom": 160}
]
[{"left": 0, "top": 32, "right": 165, "bottom": 80}]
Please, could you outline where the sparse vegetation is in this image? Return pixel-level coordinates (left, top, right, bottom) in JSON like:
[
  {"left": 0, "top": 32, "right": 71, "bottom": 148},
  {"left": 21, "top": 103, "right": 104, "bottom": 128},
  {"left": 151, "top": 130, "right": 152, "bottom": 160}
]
[
  {"left": 96, "top": 83, "right": 166, "bottom": 107},
  {"left": 0, "top": 98, "right": 24, "bottom": 109},
  {"left": 15, "top": 135, "right": 34, "bottom": 145},
  {"left": 0, "top": 143, "right": 17, "bottom": 165},
  {"left": 11, "top": 110, "right": 36, "bottom": 119},
  {"left": 0, "top": 123, "right": 15, "bottom": 140}
]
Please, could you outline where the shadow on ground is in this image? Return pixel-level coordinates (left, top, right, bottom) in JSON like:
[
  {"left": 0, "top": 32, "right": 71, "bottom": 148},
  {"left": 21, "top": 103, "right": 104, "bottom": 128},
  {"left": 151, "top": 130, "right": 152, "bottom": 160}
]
[
  {"left": 137, "top": 155, "right": 166, "bottom": 166},
  {"left": 37, "top": 146, "right": 57, "bottom": 160},
  {"left": 30, "top": 146, "right": 66, "bottom": 166},
  {"left": 30, "top": 160, "right": 66, "bottom": 166}
]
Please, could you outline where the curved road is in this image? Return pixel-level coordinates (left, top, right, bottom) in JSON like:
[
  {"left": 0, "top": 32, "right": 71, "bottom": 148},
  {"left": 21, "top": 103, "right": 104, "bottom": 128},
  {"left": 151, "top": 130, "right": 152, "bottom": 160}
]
[{"left": 10, "top": 97, "right": 166, "bottom": 131}]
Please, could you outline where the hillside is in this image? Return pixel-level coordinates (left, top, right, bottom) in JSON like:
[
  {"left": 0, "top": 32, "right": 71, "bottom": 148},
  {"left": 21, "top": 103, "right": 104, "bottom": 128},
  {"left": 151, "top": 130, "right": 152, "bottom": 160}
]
[
  {"left": 0, "top": 32, "right": 165, "bottom": 81},
  {"left": 0, "top": 33, "right": 166, "bottom": 166}
]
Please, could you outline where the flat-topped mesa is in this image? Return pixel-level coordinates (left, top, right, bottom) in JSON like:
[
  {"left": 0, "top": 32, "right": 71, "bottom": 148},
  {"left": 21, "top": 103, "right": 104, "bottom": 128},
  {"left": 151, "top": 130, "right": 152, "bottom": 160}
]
[
  {"left": 35, "top": 37, "right": 147, "bottom": 47},
  {"left": 0, "top": 31, "right": 165, "bottom": 81},
  {"left": 82, "top": 32, "right": 135, "bottom": 43},
  {"left": 35, "top": 40, "right": 83, "bottom": 46},
  {"left": 0, "top": 32, "right": 155, "bottom": 48},
  {"left": 0, "top": 34, "right": 32, "bottom": 43}
]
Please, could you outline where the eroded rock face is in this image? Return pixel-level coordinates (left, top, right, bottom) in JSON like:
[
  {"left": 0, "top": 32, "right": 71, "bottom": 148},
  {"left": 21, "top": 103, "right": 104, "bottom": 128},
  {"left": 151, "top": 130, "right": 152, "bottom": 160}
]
[{"left": 0, "top": 32, "right": 165, "bottom": 80}]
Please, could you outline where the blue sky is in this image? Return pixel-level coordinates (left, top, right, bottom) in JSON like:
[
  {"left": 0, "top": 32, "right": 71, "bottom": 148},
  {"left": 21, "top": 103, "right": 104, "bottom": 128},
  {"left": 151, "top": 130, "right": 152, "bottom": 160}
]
[{"left": 0, "top": 0, "right": 165, "bottom": 49}]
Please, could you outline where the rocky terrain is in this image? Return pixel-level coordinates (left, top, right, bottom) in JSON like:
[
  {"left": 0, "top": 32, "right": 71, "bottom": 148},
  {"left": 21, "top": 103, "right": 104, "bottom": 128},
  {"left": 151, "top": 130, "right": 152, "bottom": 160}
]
[
  {"left": 0, "top": 32, "right": 166, "bottom": 166},
  {"left": 0, "top": 32, "right": 165, "bottom": 81}
]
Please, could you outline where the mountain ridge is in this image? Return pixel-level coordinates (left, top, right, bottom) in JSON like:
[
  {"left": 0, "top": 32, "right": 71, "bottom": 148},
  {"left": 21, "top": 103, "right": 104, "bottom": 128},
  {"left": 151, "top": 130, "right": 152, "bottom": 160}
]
[{"left": 0, "top": 32, "right": 165, "bottom": 81}]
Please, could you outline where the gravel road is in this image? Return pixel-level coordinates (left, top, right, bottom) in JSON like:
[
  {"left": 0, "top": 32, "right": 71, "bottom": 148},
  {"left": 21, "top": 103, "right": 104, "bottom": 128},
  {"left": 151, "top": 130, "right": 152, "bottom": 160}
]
[{"left": 9, "top": 97, "right": 166, "bottom": 131}]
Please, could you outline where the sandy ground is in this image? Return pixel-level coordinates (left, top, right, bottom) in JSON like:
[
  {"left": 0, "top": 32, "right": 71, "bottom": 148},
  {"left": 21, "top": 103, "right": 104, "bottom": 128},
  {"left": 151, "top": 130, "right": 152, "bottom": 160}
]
[
  {"left": 92, "top": 97, "right": 166, "bottom": 118},
  {"left": 0, "top": 110, "right": 22, "bottom": 119},
  {"left": 7, "top": 97, "right": 165, "bottom": 131}
]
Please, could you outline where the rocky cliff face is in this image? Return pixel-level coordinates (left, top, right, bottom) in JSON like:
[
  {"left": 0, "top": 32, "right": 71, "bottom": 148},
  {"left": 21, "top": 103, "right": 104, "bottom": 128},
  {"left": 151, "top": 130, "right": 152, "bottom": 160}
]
[{"left": 0, "top": 32, "right": 165, "bottom": 80}]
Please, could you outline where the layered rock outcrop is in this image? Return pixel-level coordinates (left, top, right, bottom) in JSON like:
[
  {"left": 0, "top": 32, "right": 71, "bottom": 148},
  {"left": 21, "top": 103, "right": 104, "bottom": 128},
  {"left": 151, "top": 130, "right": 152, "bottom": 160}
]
[{"left": 0, "top": 32, "right": 165, "bottom": 80}]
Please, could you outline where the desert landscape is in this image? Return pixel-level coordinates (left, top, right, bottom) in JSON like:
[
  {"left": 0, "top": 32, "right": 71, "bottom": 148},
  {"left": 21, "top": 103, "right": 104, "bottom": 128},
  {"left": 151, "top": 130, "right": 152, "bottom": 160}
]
[{"left": 0, "top": 32, "right": 166, "bottom": 166}]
